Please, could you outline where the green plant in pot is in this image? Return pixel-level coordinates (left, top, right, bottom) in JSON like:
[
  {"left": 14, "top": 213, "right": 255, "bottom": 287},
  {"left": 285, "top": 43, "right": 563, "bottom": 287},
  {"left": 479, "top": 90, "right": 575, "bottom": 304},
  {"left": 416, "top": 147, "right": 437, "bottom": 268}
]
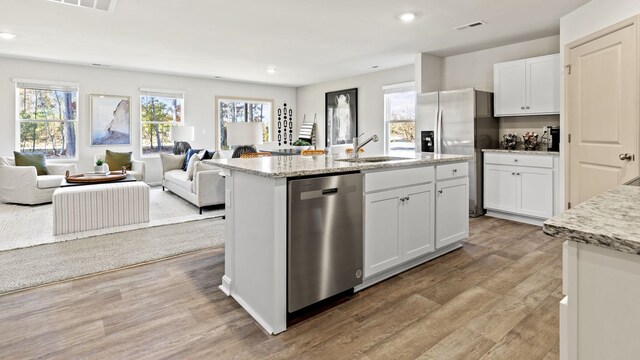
[
  {"left": 94, "top": 158, "right": 106, "bottom": 173},
  {"left": 291, "top": 139, "right": 311, "bottom": 151}
]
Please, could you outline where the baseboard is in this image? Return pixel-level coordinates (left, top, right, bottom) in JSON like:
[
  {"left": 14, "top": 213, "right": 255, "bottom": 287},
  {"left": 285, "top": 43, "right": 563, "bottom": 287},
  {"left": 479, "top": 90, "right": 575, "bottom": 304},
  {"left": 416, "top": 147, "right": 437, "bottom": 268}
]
[
  {"left": 355, "top": 242, "right": 463, "bottom": 292},
  {"left": 231, "top": 293, "right": 284, "bottom": 335},
  {"left": 485, "top": 210, "right": 545, "bottom": 226},
  {"left": 219, "top": 275, "right": 231, "bottom": 296}
]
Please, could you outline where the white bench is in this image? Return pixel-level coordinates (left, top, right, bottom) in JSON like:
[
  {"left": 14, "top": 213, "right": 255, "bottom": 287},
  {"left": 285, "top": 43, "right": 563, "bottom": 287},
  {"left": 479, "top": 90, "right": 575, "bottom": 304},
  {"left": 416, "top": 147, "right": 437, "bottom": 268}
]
[{"left": 53, "top": 182, "right": 150, "bottom": 235}]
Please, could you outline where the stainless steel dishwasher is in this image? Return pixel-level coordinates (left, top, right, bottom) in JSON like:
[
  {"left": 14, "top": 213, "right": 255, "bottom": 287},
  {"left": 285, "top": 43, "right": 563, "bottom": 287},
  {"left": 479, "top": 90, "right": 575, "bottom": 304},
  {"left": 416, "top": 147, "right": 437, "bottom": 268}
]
[{"left": 288, "top": 172, "right": 363, "bottom": 312}]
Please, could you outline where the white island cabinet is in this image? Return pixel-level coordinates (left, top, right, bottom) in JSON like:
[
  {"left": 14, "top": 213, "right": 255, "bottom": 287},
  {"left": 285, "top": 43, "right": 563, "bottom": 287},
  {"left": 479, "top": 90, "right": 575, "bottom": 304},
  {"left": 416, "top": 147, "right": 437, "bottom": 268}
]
[
  {"left": 207, "top": 153, "right": 471, "bottom": 335},
  {"left": 544, "top": 186, "right": 640, "bottom": 360}
]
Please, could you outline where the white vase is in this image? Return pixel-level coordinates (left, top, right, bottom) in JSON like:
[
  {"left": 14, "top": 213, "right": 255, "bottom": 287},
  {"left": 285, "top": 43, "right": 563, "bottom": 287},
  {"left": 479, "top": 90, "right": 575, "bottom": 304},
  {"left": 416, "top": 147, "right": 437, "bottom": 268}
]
[{"left": 94, "top": 165, "right": 105, "bottom": 173}]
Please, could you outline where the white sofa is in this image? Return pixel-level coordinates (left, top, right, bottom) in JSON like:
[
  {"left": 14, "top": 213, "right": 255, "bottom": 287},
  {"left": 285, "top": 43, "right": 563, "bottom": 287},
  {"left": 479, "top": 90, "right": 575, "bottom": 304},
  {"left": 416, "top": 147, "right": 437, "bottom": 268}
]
[
  {"left": 0, "top": 157, "right": 77, "bottom": 205},
  {"left": 160, "top": 154, "right": 225, "bottom": 214}
]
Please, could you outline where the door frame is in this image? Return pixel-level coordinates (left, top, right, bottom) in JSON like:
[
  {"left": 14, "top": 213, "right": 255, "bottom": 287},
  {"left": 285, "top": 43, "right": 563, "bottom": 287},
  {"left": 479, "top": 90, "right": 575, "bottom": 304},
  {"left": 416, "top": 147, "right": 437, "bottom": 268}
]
[{"left": 563, "top": 15, "right": 640, "bottom": 209}]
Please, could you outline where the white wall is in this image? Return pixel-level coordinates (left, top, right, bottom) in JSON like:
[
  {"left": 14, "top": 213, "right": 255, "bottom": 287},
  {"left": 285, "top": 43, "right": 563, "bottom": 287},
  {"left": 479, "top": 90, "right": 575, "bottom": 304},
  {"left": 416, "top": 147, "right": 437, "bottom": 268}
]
[
  {"left": 295, "top": 65, "right": 414, "bottom": 153},
  {"left": 559, "top": 0, "right": 640, "bottom": 209},
  {"left": 0, "top": 57, "right": 296, "bottom": 184},
  {"left": 443, "top": 35, "right": 560, "bottom": 91}
]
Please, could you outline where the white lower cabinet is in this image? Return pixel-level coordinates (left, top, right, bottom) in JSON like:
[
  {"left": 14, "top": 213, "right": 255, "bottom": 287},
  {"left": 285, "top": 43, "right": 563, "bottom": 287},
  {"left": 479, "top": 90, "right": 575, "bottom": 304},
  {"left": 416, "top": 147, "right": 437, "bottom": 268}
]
[
  {"left": 483, "top": 153, "right": 557, "bottom": 223},
  {"left": 364, "top": 183, "right": 434, "bottom": 277},
  {"left": 436, "top": 177, "right": 469, "bottom": 249}
]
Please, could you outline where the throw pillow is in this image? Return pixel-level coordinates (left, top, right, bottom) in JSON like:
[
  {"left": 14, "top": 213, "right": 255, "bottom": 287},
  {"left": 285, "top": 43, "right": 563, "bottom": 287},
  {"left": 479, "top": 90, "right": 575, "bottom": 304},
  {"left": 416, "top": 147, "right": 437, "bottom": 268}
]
[
  {"left": 182, "top": 148, "right": 202, "bottom": 171},
  {"left": 186, "top": 153, "right": 201, "bottom": 180},
  {"left": 13, "top": 152, "right": 48, "bottom": 175},
  {"left": 200, "top": 150, "right": 215, "bottom": 160},
  {"left": 105, "top": 150, "right": 132, "bottom": 171}
]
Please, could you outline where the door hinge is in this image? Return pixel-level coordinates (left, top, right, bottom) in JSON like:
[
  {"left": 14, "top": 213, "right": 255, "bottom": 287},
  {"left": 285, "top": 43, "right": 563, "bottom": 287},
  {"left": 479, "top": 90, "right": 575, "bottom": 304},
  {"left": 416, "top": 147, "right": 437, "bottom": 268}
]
[
  {"left": 565, "top": 65, "right": 572, "bottom": 75},
  {"left": 568, "top": 202, "right": 572, "bottom": 209},
  {"left": 568, "top": 134, "right": 571, "bottom": 143}
]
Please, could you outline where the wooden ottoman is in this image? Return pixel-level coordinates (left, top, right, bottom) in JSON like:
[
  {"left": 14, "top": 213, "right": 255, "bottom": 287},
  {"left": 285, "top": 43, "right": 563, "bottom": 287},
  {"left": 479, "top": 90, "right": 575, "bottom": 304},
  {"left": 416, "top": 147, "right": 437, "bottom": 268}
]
[{"left": 53, "top": 182, "right": 150, "bottom": 235}]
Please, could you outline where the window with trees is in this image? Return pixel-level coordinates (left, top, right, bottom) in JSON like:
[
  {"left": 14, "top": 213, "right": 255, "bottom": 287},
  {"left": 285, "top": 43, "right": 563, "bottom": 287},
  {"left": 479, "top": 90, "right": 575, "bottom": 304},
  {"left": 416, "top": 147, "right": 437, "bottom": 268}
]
[
  {"left": 384, "top": 83, "right": 416, "bottom": 152},
  {"left": 140, "top": 89, "right": 184, "bottom": 155},
  {"left": 16, "top": 80, "right": 78, "bottom": 159},
  {"left": 217, "top": 97, "right": 273, "bottom": 150}
]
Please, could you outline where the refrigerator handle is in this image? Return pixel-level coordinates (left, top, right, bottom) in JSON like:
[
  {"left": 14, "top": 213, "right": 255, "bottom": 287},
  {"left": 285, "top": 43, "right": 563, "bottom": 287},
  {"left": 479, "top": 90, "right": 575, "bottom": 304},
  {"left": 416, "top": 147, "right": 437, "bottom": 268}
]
[{"left": 436, "top": 109, "right": 443, "bottom": 153}]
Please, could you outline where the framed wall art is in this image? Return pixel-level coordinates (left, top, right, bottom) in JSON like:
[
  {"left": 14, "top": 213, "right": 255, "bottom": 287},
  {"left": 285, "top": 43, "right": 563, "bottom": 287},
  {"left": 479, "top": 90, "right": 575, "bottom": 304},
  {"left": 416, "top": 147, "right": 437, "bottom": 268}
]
[
  {"left": 325, "top": 88, "right": 357, "bottom": 147},
  {"left": 90, "top": 94, "right": 131, "bottom": 146}
]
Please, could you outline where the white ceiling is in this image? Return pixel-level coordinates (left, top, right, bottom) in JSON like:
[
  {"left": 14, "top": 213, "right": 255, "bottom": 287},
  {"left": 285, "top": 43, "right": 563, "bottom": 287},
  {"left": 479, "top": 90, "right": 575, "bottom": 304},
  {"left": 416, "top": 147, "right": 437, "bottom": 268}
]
[{"left": 0, "top": 0, "right": 588, "bottom": 87}]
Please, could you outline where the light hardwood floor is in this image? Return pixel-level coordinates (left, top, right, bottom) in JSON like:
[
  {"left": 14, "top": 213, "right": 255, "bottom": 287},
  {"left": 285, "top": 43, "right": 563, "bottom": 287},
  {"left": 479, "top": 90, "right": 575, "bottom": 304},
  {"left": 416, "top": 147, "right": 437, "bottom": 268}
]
[{"left": 0, "top": 216, "right": 563, "bottom": 359}]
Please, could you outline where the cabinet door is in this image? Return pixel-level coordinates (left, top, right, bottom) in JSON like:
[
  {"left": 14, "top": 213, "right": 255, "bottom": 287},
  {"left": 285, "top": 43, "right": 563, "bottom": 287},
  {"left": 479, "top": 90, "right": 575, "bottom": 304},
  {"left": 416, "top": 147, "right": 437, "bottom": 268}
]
[
  {"left": 364, "top": 189, "right": 403, "bottom": 278},
  {"left": 527, "top": 54, "right": 560, "bottom": 114},
  {"left": 494, "top": 60, "right": 526, "bottom": 116},
  {"left": 402, "top": 184, "right": 435, "bottom": 261},
  {"left": 517, "top": 167, "right": 554, "bottom": 219},
  {"left": 436, "top": 178, "right": 469, "bottom": 249},
  {"left": 484, "top": 164, "right": 518, "bottom": 212}
]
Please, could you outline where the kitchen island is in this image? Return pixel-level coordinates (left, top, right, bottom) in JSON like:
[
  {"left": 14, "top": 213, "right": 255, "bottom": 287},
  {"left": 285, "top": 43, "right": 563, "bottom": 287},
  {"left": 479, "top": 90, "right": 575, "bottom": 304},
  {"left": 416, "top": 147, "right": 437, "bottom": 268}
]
[
  {"left": 207, "top": 153, "right": 472, "bottom": 334},
  {"left": 543, "top": 185, "right": 640, "bottom": 360}
]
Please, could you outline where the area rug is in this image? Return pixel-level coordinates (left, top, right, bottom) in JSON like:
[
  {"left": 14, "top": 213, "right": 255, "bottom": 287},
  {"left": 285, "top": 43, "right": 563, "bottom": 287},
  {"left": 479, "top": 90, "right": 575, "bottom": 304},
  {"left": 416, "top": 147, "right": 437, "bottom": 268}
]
[
  {"left": 0, "top": 186, "right": 224, "bottom": 252},
  {"left": 0, "top": 218, "right": 225, "bottom": 295}
]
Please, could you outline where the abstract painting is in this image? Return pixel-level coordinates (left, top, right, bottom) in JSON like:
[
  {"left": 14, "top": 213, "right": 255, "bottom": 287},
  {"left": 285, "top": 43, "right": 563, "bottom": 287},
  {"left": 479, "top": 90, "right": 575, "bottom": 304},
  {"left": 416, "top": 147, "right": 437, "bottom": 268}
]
[
  {"left": 325, "top": 88, "right": 357, "bottom": 147},
  {"left": 91, "top": 94, "right": 131, "bottom": 146}
]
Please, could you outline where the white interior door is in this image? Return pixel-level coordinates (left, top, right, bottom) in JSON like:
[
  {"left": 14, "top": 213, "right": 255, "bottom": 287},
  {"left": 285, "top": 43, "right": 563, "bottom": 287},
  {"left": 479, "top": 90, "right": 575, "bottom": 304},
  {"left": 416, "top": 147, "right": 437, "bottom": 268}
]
[{"left": 568, "top": 23, "right": 638, "bottom": 206}]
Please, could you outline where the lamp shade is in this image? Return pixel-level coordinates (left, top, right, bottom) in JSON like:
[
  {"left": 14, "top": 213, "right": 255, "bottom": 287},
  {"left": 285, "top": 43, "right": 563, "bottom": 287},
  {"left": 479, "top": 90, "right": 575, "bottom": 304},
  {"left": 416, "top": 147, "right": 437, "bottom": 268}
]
[
  {"left": 171, "top": 126, "right": 194, "bottom": 142},
  {"left": 227, "top": 122, "right": 264, "bottom": 146}
]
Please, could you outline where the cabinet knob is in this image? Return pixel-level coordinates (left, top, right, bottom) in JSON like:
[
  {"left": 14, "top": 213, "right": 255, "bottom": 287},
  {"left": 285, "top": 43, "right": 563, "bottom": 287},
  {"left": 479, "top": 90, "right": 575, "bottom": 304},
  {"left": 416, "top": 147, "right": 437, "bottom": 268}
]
[
  {"left": 514, "top": 159, "right": 518, "bottom": 162},
  {"left": 453, "top": 169, "right": 457, "bottom": 173},
  {"left": 526, "top": 106, "right": 530, "bottom": 109},
  {"left": 521, "top": 106, "right": 525, "bottom": 110},
  {"left": 438, "top": 190, "right": 443, "bottom": 194},
  {"left": 512, "top": 172, "right": 515, "bottom": 175},
  {"left": 516, "top": 173, "right": 521, "bottom": 176}
]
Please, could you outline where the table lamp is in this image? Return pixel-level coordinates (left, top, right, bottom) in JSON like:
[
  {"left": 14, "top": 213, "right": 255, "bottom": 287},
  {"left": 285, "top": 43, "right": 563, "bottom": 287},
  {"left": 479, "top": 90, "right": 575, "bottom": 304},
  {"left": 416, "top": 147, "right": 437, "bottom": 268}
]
[
  {"left": 227, "top": 122, "right": 264, "bottom": 158},
  {"left": 171, "top": 125, "right": 194, "bottom": 155}
]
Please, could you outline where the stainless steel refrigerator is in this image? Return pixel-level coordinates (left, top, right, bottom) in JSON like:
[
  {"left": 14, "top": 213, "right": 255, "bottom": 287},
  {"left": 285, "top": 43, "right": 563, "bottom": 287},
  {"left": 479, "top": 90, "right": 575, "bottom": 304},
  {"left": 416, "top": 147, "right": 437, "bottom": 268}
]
[{"left": 416, "top": 88, "right": 499, "bottom": 217}]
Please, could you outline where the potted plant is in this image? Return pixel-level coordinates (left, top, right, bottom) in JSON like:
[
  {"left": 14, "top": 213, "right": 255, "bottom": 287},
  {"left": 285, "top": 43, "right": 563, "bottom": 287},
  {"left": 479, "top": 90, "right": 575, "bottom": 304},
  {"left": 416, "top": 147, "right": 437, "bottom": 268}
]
[
  {"left": 291, "top": 139, "right": 311, "bottom": 151},
  {"left": 94, "top": 159, "right": 106, "bottom": 173}
]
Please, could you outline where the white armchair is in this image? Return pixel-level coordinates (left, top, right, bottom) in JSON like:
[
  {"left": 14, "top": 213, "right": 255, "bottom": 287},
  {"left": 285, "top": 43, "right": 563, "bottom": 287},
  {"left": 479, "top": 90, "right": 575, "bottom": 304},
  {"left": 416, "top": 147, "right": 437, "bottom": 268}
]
[{"left": 0, "top": 157, "right": 77, "bottom": 205}]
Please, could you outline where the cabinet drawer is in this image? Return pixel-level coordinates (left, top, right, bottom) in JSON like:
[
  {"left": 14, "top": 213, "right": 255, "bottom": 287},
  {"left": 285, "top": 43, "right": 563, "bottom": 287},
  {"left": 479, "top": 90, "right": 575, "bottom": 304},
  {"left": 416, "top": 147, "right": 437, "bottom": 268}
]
[
  {"left": 484, "top": 153, "right": 553, "bottom": 168},
  {"left": 436, "top": 162, "right": 468, "bottom": 180},
  {"left": 365, "top": 166, "right": 434, "bottom": 193}
]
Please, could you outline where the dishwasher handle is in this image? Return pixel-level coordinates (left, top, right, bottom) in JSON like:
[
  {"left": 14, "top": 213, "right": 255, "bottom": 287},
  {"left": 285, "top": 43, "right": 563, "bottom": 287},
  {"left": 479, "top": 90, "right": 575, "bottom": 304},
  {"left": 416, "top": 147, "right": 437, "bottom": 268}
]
[{"left": 322, "top": 188, "right": 338, "bottom": 195}]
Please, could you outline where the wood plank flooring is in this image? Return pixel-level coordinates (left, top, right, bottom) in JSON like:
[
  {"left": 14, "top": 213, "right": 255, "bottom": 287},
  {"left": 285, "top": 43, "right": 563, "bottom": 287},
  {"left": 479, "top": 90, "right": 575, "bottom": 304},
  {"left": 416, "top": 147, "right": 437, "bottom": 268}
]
[{"left": 0, "top": 216, "right": 563, "bottom": 359}]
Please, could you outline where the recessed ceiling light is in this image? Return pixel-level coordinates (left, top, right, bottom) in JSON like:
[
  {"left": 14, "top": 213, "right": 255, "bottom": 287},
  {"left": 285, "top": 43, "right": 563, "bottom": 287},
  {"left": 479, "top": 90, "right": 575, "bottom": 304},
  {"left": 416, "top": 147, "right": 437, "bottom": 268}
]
[
  {"left": 267, "top": 68, "right": 277, "bottom": 74},
  {"left": 0, "top": 32, "right": 17, "bottom": 40},
  {"left": 399, "top": 13, "right": 416, "bottom": 23}
]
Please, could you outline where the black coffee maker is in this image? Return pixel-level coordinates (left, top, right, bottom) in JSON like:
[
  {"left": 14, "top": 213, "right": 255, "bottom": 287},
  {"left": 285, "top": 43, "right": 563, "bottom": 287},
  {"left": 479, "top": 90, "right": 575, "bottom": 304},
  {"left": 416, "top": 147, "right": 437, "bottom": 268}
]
[{"left": 547, "top": 126, "right": 560, "bottom": 152}]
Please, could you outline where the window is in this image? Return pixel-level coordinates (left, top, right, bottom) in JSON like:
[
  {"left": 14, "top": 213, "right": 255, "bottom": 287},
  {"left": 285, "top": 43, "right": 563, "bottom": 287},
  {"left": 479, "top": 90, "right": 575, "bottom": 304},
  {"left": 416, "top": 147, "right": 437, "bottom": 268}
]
[
  {"left": 140, "top": 89, "right": 184, "bottom": 155},
  {"left": 217, "top": 97, "right": 273, "bottom": 150},
  {"left": 16, "top": 80, "right": 78, "bottom": 159},
  {"left": 384, "top": 83, "right": 416, "bottom": 152}
]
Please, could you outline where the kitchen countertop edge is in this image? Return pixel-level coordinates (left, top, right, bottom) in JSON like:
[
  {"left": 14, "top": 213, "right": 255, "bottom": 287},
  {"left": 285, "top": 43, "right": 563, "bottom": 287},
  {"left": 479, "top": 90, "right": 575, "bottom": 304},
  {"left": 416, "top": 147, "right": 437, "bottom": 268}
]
[
  {"left": 482, "top": 149, "right": 560, "bottom": 155},
  {"left": 205, "top": 154, "right": 473, "bottom": 178}
]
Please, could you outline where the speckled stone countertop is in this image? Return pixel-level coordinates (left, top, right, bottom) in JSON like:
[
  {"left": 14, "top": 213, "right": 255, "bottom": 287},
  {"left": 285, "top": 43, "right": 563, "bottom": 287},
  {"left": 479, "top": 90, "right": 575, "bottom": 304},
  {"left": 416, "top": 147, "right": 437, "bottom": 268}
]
[
  {"left": 205, "top": 153, "right": 472, "bottom": 178},
  {"left": 543, "top": 186, "right": 640, "bottom": 255},
  {"left": 482, "top": 149, "right": 560, "bottom": 156}
]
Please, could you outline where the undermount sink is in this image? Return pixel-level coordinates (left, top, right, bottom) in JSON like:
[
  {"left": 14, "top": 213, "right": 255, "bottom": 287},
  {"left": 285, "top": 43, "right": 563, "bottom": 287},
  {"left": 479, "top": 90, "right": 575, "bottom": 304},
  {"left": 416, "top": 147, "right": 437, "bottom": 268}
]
[{"left": 335, "top": 156, "right": 411, "bottom": 163}]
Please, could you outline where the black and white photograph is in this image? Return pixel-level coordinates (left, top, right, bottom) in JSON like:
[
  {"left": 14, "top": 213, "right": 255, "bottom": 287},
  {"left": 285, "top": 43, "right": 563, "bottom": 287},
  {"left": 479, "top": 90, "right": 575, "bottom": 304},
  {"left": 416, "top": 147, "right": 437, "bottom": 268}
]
[{"left": 325, "top": 88, "right": 357, "bottom": 146}]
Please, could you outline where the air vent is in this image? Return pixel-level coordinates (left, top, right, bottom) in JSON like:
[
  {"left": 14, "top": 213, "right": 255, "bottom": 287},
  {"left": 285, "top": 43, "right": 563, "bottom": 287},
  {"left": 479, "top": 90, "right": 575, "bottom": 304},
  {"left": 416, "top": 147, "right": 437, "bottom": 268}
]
[
  {"left": 454, "top": 21, "right": 486, "bottom": 31},
  {"left": 48, "top": 0, "right": 119, "bottom": 12}
]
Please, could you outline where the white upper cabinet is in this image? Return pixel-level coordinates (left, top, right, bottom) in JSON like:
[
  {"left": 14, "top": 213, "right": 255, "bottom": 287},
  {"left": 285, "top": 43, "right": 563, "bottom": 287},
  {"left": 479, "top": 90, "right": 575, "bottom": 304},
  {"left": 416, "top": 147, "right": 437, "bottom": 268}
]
[{"left": 494, "top": 54, "right": 560, "bottom": 117}]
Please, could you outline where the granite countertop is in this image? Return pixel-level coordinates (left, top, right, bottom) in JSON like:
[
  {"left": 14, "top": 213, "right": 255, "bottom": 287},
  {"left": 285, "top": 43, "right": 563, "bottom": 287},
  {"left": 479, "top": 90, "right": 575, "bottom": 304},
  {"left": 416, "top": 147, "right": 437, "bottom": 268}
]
[
  {"left": 205, "top": 153, "right": 472, "bottom": 178},
  {"left": 482, "top": 149, "right": 560, "bottom": 156},
  {"left": 543, "top": 185, "right": 640, "bottom": 255}
]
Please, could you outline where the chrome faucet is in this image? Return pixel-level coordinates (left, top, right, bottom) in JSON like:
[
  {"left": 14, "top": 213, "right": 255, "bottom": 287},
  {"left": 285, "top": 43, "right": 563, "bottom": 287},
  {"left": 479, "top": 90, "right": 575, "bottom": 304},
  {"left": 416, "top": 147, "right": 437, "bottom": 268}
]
[{"left": 352, "top": 133, "right": 379, "bottom": 158}]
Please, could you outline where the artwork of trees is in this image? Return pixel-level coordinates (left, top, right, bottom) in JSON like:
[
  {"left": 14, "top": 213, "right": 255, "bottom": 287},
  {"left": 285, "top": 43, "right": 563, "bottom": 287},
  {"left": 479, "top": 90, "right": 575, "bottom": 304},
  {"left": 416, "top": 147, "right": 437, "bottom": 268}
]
[
  {"left": 219, "top": 100, "right": 271, "bottom": 149},
  {"left": 18, "top": 87, "right": 77, "bottom": 158},
  {"left": 140, "top": 95, "right": 182, "bottom": 154}
]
